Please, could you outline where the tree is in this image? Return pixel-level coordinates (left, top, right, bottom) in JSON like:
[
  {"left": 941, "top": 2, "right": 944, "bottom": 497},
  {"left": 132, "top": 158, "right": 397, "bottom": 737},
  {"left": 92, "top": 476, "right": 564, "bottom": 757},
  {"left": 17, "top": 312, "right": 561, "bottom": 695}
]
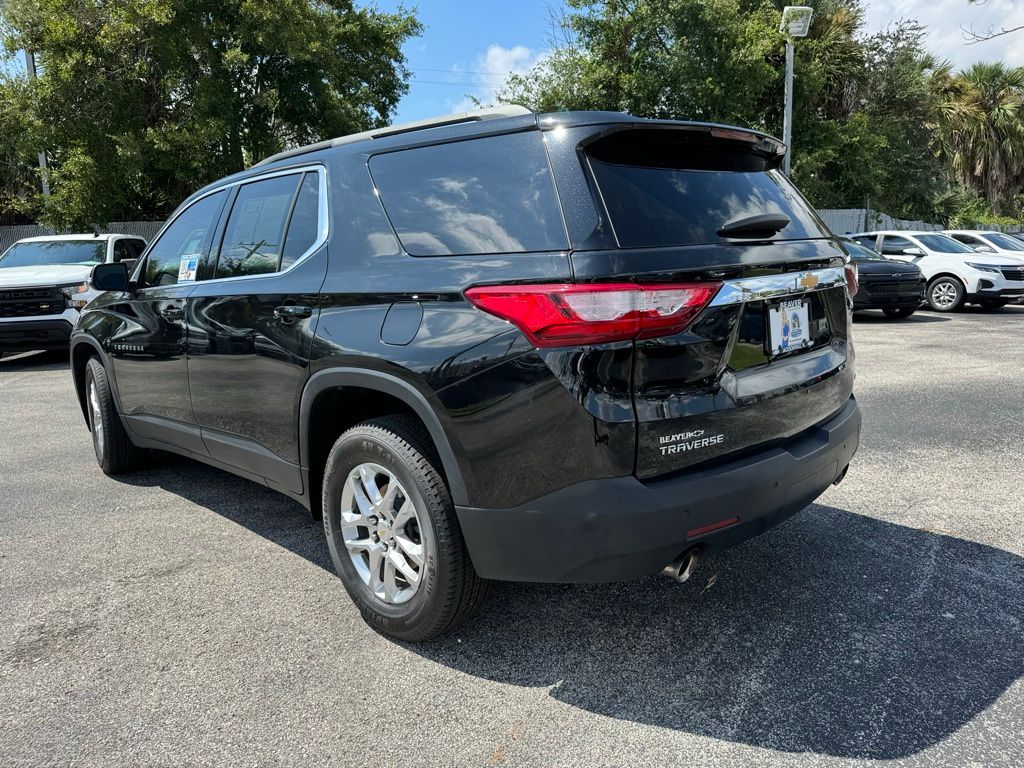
[
  {"left": 500, "top": 0, "right": 780, "bottom": 129},
  {"left": 0, "top": 0, "right": 421, "bottom": 228},
  {"left": 498, "top": 0, "right": 945, "bottom": 219},
  {"left": 931, "top": 62, "right": 1024, "bottom": 214}
]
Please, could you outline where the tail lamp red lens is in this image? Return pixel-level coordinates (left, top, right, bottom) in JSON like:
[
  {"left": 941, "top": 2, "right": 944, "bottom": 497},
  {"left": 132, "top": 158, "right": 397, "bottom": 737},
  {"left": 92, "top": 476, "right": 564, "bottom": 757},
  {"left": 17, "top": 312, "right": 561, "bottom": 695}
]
[
  {"left": 464, "top": 282, "right": 721, "bottom": 348},
  {"left": 844, "top": 261, "right": 859, "bottom": 298}
]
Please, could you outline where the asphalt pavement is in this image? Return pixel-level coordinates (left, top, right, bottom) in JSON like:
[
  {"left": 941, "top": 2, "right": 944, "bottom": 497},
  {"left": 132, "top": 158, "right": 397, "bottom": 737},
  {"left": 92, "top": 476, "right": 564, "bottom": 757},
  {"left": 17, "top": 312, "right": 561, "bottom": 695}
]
[{"left": 2, "top": 306, "right": 1023, "bottom": 767}]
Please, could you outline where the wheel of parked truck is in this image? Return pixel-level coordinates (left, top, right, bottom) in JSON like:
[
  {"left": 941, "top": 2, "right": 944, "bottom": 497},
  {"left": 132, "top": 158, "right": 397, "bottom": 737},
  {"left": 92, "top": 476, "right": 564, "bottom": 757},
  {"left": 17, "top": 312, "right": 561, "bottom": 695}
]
[
  {"left": 978, "top": 299, "right": 1009, "bottom": 310},
  {"left": 926, "top": 277, "right": 965, "bottom": 312},
  {"left": 322, "top": 415, "right": 489, "bottom": 641},
  {"left": 882, "top": 307, "right": 917, "bottom": 319},
  {"left": 84, "top": 357, "right": 143, "bottom": 474}
]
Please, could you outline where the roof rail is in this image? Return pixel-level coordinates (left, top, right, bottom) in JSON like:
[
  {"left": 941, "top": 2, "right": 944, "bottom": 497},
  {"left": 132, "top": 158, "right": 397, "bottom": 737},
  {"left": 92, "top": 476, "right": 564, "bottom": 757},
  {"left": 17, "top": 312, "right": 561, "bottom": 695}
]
[{"left": 254, "top": 105, "right": 533, "bottom": 167}]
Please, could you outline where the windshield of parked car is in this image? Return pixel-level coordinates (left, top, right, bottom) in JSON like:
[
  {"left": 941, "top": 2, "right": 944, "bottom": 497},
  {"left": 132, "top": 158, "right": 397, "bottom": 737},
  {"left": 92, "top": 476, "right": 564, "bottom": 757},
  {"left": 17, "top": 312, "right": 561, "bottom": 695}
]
[
  {"left": 915, "top": 234, "right": 974, "bottom": 254},
  {"left": 843, "top": 241, "right": 886, "bottom": 260},
  {"left": 0, "top": 240, "right": 106, "bottom": 268},
  {"left": 983, "top": 233, "right": 1024, "bottom": 251}
]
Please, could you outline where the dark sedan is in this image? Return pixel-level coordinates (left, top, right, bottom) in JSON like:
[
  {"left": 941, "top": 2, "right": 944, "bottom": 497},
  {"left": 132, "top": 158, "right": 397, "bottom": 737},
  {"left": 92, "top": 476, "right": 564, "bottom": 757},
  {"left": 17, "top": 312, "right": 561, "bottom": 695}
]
[{"left": 844, "top": 239, "right": 925, "bottom": 318}]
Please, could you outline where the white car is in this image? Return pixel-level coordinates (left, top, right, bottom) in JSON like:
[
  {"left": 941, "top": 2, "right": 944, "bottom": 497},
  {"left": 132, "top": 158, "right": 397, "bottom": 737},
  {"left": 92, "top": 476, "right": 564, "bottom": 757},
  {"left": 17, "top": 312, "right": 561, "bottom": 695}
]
[
  {"left": 0, "top": 233, "right": 147, "bottom": 358},
  {"left": 848, "top": 230, "right": 1024, "bottom": 312},
  {"left": 944, "top": 229, "right": 1024, "bottom": 258}
]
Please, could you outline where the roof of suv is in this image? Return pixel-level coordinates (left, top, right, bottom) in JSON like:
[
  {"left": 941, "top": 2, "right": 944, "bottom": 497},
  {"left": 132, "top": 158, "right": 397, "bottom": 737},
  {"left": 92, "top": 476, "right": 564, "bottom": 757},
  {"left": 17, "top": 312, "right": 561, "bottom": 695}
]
[
  {"left": 14, "top": 233, "right": 138, "bottom": 244},
  {"left": 254, "top": 106, "right": 785, "bottom": 167}
]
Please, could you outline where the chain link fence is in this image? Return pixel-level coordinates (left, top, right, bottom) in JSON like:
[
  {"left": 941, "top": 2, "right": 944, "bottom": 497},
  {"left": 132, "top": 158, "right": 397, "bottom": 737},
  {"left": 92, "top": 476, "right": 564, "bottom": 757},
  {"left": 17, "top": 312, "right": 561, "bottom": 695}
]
[
  {"left": 818, "top": 208, "right": 1023, "bottom": 236},
  {"left": 0, "top": 221, "right": 165, "bottom": 255}
]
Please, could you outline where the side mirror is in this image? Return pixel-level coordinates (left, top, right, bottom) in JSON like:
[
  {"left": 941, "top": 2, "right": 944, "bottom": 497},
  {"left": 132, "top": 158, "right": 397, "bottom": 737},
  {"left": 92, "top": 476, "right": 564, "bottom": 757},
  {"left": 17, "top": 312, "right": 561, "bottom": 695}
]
[
  {"left": 974, "top": 245, "right": 994, "bottom": 253},
  {"left": 90, "top": 261, "right": 130, "bottom": 292},
  {"left": 902, "top": 247, "right": 923, "bottom": 256}
]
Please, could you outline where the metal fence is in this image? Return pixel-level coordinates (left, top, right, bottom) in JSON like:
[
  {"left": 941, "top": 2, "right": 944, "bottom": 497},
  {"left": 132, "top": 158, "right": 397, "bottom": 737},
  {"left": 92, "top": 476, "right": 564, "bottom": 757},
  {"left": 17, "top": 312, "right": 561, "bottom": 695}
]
[
  {"left": 0, "top": 221, "right": 165, "bottom": 255},
  {"left": 817, "top": 209, "right": 943, "bottom": 235},
  {"left": 818, "top": 208, "right": 1023, "bottom": 236}
]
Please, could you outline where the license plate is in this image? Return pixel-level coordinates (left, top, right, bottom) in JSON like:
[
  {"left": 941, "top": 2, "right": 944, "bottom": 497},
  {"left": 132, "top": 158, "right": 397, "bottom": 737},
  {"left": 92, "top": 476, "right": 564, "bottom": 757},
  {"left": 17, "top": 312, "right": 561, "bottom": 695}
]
[{"left": 768, "top": 299, "right": 811, "bottom": 356}]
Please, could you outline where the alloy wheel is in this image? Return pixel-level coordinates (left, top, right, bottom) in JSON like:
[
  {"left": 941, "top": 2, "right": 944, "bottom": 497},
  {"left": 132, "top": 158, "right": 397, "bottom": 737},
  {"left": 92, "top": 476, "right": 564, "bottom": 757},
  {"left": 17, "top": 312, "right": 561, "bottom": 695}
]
[
  {"left": 88, "top": 379, "right": 105, "bottom": 457},
  {"left": 340, "top": 462, "right": 425, "bottom": 605},
  {"left": 931, "top": 281, "right": 959, "bottom": 310}
]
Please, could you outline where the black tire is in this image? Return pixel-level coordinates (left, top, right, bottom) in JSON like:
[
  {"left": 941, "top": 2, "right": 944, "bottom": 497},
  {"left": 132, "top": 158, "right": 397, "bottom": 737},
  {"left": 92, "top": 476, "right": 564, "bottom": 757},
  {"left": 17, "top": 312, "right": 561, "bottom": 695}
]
[
  {"left": 882, "top": 307, "right": 917, "bottom": 319},
  {"left": 926, "top": 277, "right": 965, "bottom": 312},
  {"left": 978, "top": 299, "right": 1009, "bottom": 310},
  {"left": 84, "top": 357, "right": 143, "bottom": 474},
  {"left": 322, "top": 415, "right": 489, "bottom": 641}
]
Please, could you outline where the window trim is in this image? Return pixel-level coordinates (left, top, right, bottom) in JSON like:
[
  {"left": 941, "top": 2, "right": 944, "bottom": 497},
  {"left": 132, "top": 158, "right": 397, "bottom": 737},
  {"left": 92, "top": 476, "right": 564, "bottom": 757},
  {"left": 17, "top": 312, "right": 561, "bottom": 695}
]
[{"left": 134, "top": 164, "right": 328, "bottom": 287}]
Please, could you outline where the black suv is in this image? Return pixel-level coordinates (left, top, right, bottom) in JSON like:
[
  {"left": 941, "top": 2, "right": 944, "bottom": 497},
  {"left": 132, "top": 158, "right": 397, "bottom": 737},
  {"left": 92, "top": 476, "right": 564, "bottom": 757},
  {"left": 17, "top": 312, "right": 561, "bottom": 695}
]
[{"left": 72, "top": 107, "right": 861, "bottom": 640}]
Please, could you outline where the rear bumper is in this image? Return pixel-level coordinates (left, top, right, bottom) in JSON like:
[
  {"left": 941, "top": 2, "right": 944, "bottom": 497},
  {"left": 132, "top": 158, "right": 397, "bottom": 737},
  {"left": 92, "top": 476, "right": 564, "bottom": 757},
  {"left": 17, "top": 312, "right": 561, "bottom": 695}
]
[
  {"left": 0, "top": 316, "right": 74, "bottom": 352},
  {"left": 456, "top": 396, "right": 861, "bottom": 582}
]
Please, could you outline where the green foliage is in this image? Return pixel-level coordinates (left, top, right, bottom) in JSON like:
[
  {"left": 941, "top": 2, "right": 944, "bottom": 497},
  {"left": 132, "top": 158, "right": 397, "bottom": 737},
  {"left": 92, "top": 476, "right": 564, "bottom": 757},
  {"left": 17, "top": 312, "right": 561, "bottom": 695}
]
[{"left": 1, "top": 0, "right": 421, "bottom": 229}]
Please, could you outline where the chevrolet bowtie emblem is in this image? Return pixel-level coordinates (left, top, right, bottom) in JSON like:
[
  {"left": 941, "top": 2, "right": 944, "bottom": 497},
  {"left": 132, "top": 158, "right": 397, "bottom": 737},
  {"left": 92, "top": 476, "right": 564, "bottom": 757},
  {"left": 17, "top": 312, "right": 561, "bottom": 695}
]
[{"left": 797, "top": 272, "right": 819, "bottom": 290}]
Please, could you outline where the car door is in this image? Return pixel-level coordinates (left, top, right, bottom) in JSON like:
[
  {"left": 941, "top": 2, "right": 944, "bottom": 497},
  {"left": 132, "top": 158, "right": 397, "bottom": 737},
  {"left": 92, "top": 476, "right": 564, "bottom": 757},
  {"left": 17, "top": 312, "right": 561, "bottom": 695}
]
[
  {"left": 186, "top": 167, "right": 327, "bottom": 494},
  {"left": 108, "top": 190, "right": 227, "bottom": 454}
]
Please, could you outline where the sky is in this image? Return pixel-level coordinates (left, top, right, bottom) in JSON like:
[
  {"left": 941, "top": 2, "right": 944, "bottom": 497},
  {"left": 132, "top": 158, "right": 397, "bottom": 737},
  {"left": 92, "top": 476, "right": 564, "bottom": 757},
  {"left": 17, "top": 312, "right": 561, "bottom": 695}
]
[{"left": 382, "top": 0, "right": 1024, "bottom": 124}]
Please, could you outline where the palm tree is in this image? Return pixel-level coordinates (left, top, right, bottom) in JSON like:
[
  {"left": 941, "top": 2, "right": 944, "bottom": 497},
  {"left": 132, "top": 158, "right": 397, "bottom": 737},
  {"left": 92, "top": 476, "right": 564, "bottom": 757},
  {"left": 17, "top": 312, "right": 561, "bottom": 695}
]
[{"left": 931, "top": 62, "right": 1024, "bottom": 214}]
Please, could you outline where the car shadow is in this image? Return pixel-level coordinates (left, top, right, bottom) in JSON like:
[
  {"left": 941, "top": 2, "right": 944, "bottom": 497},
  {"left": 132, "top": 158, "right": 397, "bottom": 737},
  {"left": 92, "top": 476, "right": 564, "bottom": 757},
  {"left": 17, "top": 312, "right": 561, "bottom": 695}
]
[
  {"left": 852, "top": 311, "right": 949, "bottom": 323},
  {"left": 410, "top": 505, "right": 1024, "bottom": 760},
  {"left": 108, "top": 459, "right": 1024, "bottom": 761},
  {"left": 0, "top": 349, "right": 71, "bottom": 371}
]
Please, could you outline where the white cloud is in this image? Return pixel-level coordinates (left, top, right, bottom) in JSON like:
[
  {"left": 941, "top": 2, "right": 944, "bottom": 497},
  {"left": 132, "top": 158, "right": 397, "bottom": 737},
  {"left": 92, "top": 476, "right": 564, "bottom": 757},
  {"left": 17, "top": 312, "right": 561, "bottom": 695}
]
[
  {"left": 864, "top": 0, "right": 1024, "bottom": 69},
  {"left": 449, "top": 44, "right": 545, "bottom": 113}
]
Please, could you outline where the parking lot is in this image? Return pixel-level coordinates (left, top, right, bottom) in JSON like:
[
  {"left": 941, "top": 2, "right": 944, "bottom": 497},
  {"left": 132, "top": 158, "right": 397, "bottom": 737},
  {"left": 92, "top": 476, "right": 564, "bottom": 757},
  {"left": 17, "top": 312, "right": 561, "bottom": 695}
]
[{"left": 1, "top": 307, "right": 1023, "bottom": 767}]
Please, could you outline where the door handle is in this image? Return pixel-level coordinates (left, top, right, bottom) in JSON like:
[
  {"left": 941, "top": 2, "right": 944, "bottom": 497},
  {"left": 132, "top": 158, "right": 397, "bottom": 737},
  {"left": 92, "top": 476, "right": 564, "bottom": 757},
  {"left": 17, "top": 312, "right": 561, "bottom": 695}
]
[
  {"left": 274, "top": 305, "right": 313, "bottom": 320},
  {"left": 160, "top": 306, "right": 184, "bottom": 319}
]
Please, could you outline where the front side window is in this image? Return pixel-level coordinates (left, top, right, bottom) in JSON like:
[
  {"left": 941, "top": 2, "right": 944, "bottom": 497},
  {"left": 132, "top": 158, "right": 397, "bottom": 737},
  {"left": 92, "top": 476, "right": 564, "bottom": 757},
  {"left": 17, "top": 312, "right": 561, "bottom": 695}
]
[
  {"left": 851, "top": 235, "right": 878, "bottom": 250},
  {"left": 112, "top": 239, "right": 141, "bottom": 262},
  {"left": 215, "top": 174, "right": 303, "bottom": 279},
  {"left": 0, "top": 240, "right": 105, "bottom": 268},
  {"left": 950, "top": 233, "right": 983, "bottom": 247},
  {"left": 881, "top": 235, "right": 911, "bottom": 255},
  {"left": 143, "top": 191, "right": 226, "bottom": 287},
  {"left": 370, "top": 132, "right": 568, "bottom": 256}
]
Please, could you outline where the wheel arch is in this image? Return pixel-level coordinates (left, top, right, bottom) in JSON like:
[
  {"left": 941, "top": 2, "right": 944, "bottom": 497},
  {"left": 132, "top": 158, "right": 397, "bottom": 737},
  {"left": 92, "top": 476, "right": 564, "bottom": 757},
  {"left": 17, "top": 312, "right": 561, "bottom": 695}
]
[
  {"left": 299, "top": 368, "right": 468, "bottom": 508},
  {"left": 70, "top": 336, "right": 108, "bottom": 425}
]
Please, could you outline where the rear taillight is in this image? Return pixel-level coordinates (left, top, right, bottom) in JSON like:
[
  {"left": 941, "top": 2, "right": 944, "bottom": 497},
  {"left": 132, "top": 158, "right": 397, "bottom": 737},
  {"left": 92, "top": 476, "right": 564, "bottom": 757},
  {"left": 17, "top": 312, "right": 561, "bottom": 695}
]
[
  {"left": 844, "top": 261, "right": 859, "bottom": 297},
  {"left": 464, "top": 282, "right": 721, "bottom": 348}
]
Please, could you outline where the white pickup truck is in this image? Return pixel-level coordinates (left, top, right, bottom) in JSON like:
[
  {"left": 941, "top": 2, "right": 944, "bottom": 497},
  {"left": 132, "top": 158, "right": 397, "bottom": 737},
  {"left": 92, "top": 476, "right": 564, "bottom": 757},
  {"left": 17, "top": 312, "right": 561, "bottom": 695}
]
[{"left": 0, "top": 234, "right": 147, "bottom": 358}]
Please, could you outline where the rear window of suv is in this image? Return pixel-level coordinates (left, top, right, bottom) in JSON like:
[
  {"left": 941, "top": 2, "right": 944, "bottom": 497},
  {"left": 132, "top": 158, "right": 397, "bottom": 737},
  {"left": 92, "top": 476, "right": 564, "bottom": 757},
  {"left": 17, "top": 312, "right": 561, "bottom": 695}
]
[
  {"left": 584, "top": 129, "right": 830, "bottom": 248},
  {"left": 369, "top": 132, "right": 568, "bottom": 256}
]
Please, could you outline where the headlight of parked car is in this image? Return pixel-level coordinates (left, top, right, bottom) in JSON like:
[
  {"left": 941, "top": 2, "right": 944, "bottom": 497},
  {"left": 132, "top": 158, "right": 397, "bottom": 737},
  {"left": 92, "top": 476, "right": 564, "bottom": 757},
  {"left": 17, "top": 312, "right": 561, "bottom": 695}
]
[
  {"left": 60, "top": 282, "right": 95, "bottom": 309},
  {"left": 965, "top": 263, "right": 1002, "bottom": 273}
]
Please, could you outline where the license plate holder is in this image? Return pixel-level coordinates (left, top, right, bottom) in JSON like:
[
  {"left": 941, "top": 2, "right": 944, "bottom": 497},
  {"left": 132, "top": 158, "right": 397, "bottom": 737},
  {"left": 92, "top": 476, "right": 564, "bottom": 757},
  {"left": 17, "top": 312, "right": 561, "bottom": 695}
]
[{"left": 767, "top": 298, "right": 811, "bottom": 357}]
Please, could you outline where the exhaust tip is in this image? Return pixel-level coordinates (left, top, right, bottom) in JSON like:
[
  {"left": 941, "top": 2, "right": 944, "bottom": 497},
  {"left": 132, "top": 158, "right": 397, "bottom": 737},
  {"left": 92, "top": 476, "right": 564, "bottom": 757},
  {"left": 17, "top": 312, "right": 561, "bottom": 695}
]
[
  {"left": 833, "top": 464, "right": 849, "bottom": 486},
  {"left": 662, "top": 547, "right": 700, "bottom": 583}
]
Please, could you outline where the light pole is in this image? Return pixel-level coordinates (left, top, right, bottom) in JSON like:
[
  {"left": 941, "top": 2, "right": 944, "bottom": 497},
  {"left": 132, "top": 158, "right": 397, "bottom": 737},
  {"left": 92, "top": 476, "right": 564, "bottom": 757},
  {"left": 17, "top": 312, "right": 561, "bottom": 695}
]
[
  {"left": 22, "top": 49, "right": 51, "bottom": 197},
  {"left": 780, "top": 6, "right": 812, "bottom": 177}
]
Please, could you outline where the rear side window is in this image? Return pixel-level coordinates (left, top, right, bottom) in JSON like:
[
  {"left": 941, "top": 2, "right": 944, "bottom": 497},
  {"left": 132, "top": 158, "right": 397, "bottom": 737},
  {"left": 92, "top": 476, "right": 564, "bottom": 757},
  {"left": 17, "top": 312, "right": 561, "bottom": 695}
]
[
  {"left": 584, "top": 129, "right": 830, "bottom": 248},
  {"left": 144, "top": 191, "right": 226, "bottom": 287},
  {"left": 370, "top": 132, "right": 568, "bottom": 256},
  {"left": 215, "top": 174, "right": 302, "bottom": 278},
  {"left": 280, "top": 172, "right": 321, "bottom": 268}
]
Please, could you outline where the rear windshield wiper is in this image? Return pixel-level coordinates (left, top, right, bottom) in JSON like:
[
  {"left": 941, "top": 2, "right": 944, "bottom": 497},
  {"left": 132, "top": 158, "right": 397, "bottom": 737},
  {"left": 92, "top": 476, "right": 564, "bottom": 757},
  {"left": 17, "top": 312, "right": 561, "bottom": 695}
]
[{"left": 717, "top": 213, "right": 791, "bottom": 239}]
